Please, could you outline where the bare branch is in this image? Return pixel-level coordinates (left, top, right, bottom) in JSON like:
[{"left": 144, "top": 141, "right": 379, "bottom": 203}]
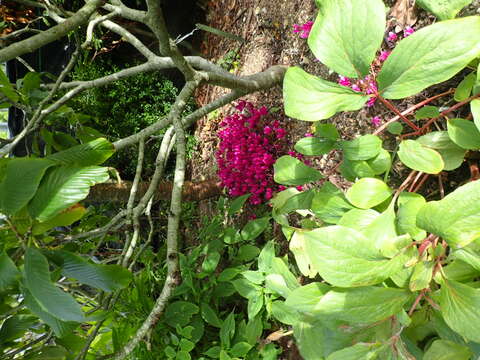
[
  {"left": 0, "top": 0, "right": 104, "bottom": 62},
  {"left": 103, "top": 1, "right": 147, "bottom": 23},
  {"left": 82, "top": 11, "right": 120, "bottom": 49}
]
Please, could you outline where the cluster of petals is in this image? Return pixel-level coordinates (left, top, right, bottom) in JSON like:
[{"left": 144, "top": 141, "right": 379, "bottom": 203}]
[
  {"left": 293, "top": 21, "right": 313, "bottom": 39},
  {"left": 338, "top": 74, "right": 379, "bottom": 107},
  {"left": 216, "top": 101, "right": 286, "bottom": 205}
]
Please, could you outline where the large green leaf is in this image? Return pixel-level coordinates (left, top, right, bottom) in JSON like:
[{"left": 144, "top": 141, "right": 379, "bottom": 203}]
[
  {"left": 447, "top": 118, "right": 480, "bottom": 150},
  {"left": 304, "top": 226, "right": 405, "bottom": 287},
  {"left": 417, "top": 180, "right": 480, "bottom": 248},
  {"left": 23, "top": 288, "right": 78, "bottom": 337},
  {"left": 46, "top": 250, "right": 132, "bottom": 292},
  {"left": 424, "top": 340, "right": 472, "bottom": 360},
  {"left": 273, "top": 155, "right": 323, "bottom": 186},
  {"left": 315, "top": 287, "right": 411, "bottom": 323},
  {"left": 283, "top": 67, "right": 368, "bottom": 121},
  {"left": 24, "top": 247, "right": 84, "bottom": 322},
  {"left": 378, "top": 17, "right": 480, "bottom": 99},
  {"left": 397, "top": 140, "right": 444, "bottom": 174},
  {"left": 416, "top": 0, "right": 473, "bottom": 20},
  {"left": 0, "top": 252, "right": 19, "bottom": 291},
  {"left": 326, "top": 343, "right": 389, "bottom": 360},
  {"left": 0, "top": 315, "right": 37, "bottom": 344},
  {"left": 294, "top": 137, "right": 336, "bottom": 156},
  {"left": 417, "top": 131, "right": 466, "bottom": 171},
  {"left": 345, "top": 178, "right": 392, "bottom": 209},
  {"left": 310, "top": 182, "right": 354, "bottom": 224},
  {"left": 308, "top": 0, "right": 385, "bottom": 78},
  {"left": 472, "top": 99, "right": 480, "bottom": 132},
  {"left": 0, "top": 158, "right": 54, "bottom": 215},
  {"left": 28, "top": 166, "right": 109, "bottom": 221},
  {"left": 290, "top": 231, "right": 317, "bottom": 278},
  {"left": 285, "top": 282, "right": 330, "bottom": 315},
  {"left": 440, "top": 279, "right": 480, "bottom": 342},
  {"left": 46, "top": 138, "right": 115, "bottom": 166},
  {"left": 32, "top": 204, "right": 86, "bottom": 235},
  {"left": 340, "top": 135, "right": 382, "bottom": 161},
  {"left": 397, "top": 192, "right": 427, "bottom": 241},
  {"left": 454, "top": 73, "right": 476, "bottom": 102},
  {"left": 339, "top": 209, "right": 380, "bottom": 232}
]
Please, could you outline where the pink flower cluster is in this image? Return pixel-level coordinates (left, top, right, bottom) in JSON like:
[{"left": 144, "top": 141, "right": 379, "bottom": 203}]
[
  {"left": 216, "top": 101, "right": 286, "bottom": 205},
  {"left": 338, "top": 74, "right": 379, "bottom": 107},
  {"left": 293, "top": 21, "right": 313, "bottom": 39}
]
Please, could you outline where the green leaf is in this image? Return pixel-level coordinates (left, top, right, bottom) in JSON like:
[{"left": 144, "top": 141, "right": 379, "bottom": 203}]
[
  {"left": 230, "top": 342, "right": 252, "bottom": 358},
  {"left": 397, "top": 192, "right": 427, "bottom": 240},
  {"left": 453, "top": 247, "right": 480, "bottom": 271},
  {"left": 179, "top": 338, "right": 195, "bottom": 352},
  {"left": 202, "top": 251, "right": 221, "bottom": 273},
  {"left": 304, "top": 226, "right": 405, "bottom": 287},
  {"left": 228, "top": 194, "right": 250, "bottom": 215},
  {"left": 472, "top": 99, "right": 480, "bottom": 132},
  {"left": 200, "top": 302, "right": 222, "bottom": 328},
  {"left": 23, "top": 345, "right": 68, "bottom": 360},
  {"left": 415, "top": 105, "right": 440, "bottom": 120},
  {"left": 0, "top": 66, "right": 18, "bottom": 102},
  {"left": 32, "top": 204, "right": 86, "bottom": 235},
  {"left": 0, "top": 315, "right": 37, "bottom": 344},
  {"left": 283, "top": 67, "right": 368, "bottom": 121},
  {"left": 417, "top": 131, "right": 466, "bottom": 171},
  {"left": 247, "top": 292, "right": 264, "bottom": 320},
  {"left": 273, "top": 155, "right": 323, "bottom": 186},
  {"left": 340, "top": 159, "right": 375, "bottom": 180},
  {"left": 277, "top": 189, "right": 314, "bottom": 214},
  {"left": 285, "top": 282, "right": 330, "bottom": 315},
  {"left": 237, "top": 245, "right": 261, "bottom": 262},
  {"left": 23, "top": 288, "right": 77, "bottom": 337},
  {"left": 271, "top": 300, "right": 299, "bottom": 325},
  {"left": 346, "top": 178, "right": 392, "bottom": 209},
  {"left": 28, "top": 166, "right": 109, "bottom": 221},
  {"left": 424, "top": 339, "right": 472, "bottom": 360},
  {"left": 315, "top": 123, "right": 339, "bottom": 140},
  {"left": 454, "top": 73, "right": 476, "bottom": 101},
  {"left": 308, "top": 0, "right": 385, "bottom": 78},
  {"left": 21, "top": 72, "right": 41, "bottom": 95},
  {"left": 367, "top": 149, "right": 392, "bottom": 175},
  {"left": 47, "top": 250, "right": 132, "bottom": 292},
  {"left": 310, "top": 182, "right": 354, "bottom": 224},
  {"left": 387, "top": 122, "right": 403, "bottom": 135},
  {"left": 440, "top": 279, "right": 480, "bottom": 342},
  {"left": 245, "top": 316, "right": 263, "bottom": 345},
  {"left": 0, "top": 158, "right": 54, "bottom": 215},
  {"left": 218, "top": 267, "right": 241, "bottom": 282},
  {"left": 24, "top": 247, "right": 84, "bottom": 322},
  {"left": 164, "top": 301, "right": 199, "bottom": 328},
  {"left": 341, "top": 134, "right": 382, "bottom": 161},
  {"left": 233, "top": 278, "right": 262, "bottom": 299},
  {"left": 46, "top": 138, "right": 115, "bottom": 166},
  {"left": 409, "top": 261, "right": 434, "bottom": 291},
  {"left": 240, "top": 217, "right": 270, "bottom": 241},
  {"left": 447, "top": 118, "right": 480, "bottom": 150},
  {"left": 378, "top": 17, "right": 480, "bottom": 99},
  {"left": 290, "top": 231, "right": 317, "bottom": 278},
  {"left": 294, "top": 137, "right": 335, "bottom": 156},
  {"left": 220, "top": 311, "right": 235, "bottom": 348},
  {"left": 397, "top": 140, "right": 444, "bottom": 174},
  {"left": 316, "top": 287, "right": 412, "bottom": 323},
  {"left": 265, "top": 274, "right": 292, "bottom": 298},
  {"left": 0, "top": 252, "right": 19, "bottom": 291},
  {"left": 416, "top": 0, "right": 473, "bottom": 20},
  {"left": 326, "top": 342, "right": 388, "bottom": 360},
  {"left": 339, "top": 209, "right": 380, "bottom": 232},
  {"left": 417, "top": 180, "right": 480, "bottom": 248}
]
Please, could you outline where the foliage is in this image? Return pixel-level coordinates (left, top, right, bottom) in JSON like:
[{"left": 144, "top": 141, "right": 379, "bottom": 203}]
[{"left": 69, "top": 57, "right": 196, "bottom": 179}]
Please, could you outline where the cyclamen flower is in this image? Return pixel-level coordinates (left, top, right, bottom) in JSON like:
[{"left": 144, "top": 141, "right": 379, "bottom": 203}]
[
  {"left": 379, "top": 51, "right": 390, "bottom": 62},
  {"left": 404, "top": 26, "right": 414, "bottom": 37},
  {"left": 371, "top": 116, "right": 382, "bottom": 127},
  {"left": 293, "top": 21, "right": 313, "bottom": 39}
]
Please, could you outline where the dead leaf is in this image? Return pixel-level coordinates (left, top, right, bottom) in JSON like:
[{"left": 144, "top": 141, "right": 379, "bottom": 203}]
[
  {"left": 389, "top": 0, "right": 417, "bottom": 32},
  {"left": 262, "top": 329, "right": 294, "bottom": 345}
]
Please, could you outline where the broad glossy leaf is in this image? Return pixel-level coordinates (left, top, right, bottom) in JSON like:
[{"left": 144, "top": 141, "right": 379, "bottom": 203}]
[
  {"left": 46, "top": 138, "right": 114, "bottom": 166},
  {"left": 315, "top": 123, "right": 339, "bottom": 140},
  {"left": 269, "top": 257, "right": 299, "bottom": 291},
  {"left": 417, "top": 0, "right": 473, "bottom": 20},
  {"left": 200, "top": 303, "right": 222, "bottom": 328},
  {"left": 24, "top": 248, "right": 84, "bottom": 322},
  {"left": 424, "top": 340, "right": 472, "bottom": 360},
  {"left": 311, "top": 182, "right": 354, "bottom": 224},
  {"left": 341, "top": 134, "right": 382, "bottom": 161},
  {"left": 32, "top": 204, "right": 86, "bottom": 235},
  {"left": 164, "top": 301, "right": 199, "bottom": 328},
  {"left": 271, "top": 301, "right": 299, "bottom": 325},
  {"left": 398, "top": 140, "right": 444, "bottom": 174},
  {"left": 304, "top": 226, "right": 405, "bottom": 287},
  {"left": 23, "top": 288, "right": 77, "bottom": 337},
  {"left": 417, "top": 131, "right": 466, "bottom": 171},
  {"left": 346, "top": 178, "right": 392, "bottom": 209},
  {"left": 240, "top": 217, "right": 270, "bottom": 241},
  {"left": 415, "top": 105, "right": 440, "bottom": 120},
  {"left": 378, "top": 17, "right": 480, "bottom": 99},
  {"left": 327, "top": 343, "right": 389, "bottom": 360},
  {"left": 28, "top": 166, "right": 109, "bottom": 221},
  {"left": 228, "top": 194, "right": 250, "bottom": 215},
  {"left": 0, "top": 252, "right": 19, "bottom": 291},
  {"left": 417, "top": 180, "right": 480, "bottom": 248},
  {"left": 316, "top": 287, "right": 411, "bottom": 323},
  {"left": 285, "top": 282, "right": 329, "bottom": 314},
  {"left": 237, "top": 245, "right": 260, "bottom": 262},
  {"left": 308, "top": 0, "right": 385, "bottom": 77},
  {"left": 410, "top": 261, "right": 434, "bottom": 291},
  {"left": 339, "top": 209, "right": 380, "bottom": 232},
  {"left": 454, "top": 73, "right": 476, "bottom": 101},
  {"left": 472, "top": 99, "right": 480, "bottom": 132},
  {"left": 0, "top": 158, "right": 54, "bottom": 215},
  {"left": 440, "top": 259, "right": 479, "bottom": 282},
  {"left": 247, "top": 294, "right": 263, "bottom": 320},
  {"left": 294, "top": 137, "right": 335, "bottom": 156},
  {"left": 367, "top": 149, "right": 391, "bottom": 175},
  {"left": 397, "top": 192, "right": 427, "bottom": 240},
  {"left": 47, "top": 250, "right": 132, "bottom": 292},
  {"left": 447, "top": 118, "right": 480, "bottom": 150},
  {"left": 290, "top": 231, "right": 317, "bottom": 278},
  {"left": 440, "top": 279, "right": 480, "bottom": 342},
  {"left": 0, "top": 315, "right": 36, "bottom": 344},
  {"left": 283, "top": 67, "right": 368, "bottom": 121},
  {"left": 277, "top": 189, "right": 314, "bottom": 214},
  {"left": 453, "top": 247, "right": 480, "bottom": 271},
  {"left": 340, "top": 159, "right": 375, "bottom": 181},
  {"left": 273, "top": 155, "right": 323, "bottom": 186}
]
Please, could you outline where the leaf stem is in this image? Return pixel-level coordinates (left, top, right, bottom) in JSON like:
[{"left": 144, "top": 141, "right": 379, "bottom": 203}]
[{"left": 377, "top": 95, "right": 420, "bottom": 131}]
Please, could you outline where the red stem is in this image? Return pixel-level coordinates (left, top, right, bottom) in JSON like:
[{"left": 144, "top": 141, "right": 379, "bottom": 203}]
[{"left": 377, "top": 95, "right": 420, "bottom": 131}]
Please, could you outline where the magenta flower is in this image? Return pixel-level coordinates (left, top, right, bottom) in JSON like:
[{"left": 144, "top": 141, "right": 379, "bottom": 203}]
[
  {"left": 404, "top": 26, "right": 414, "bottom": 37},
  {"left": 304, "top": 132, "right": 314, "bottom": 137},
  {"left": 338, "top": 75, "right": 351, "bottom": 87},
  {"left": 387, "top": 31, "right": 398, "bottom": 42},
  {"left": 351, "top": 84, "right": 361, "bottom": 92},
  {"left": 293, "top": 21, "right": 313, "bottom": 39},
  {"left": 371, "top": 116, "right": 382, "bottom": 127},
  {"left": 366, "top": 97, "right": 377, "bottom": 107},
  {"left": 379, "top": 51, "right": 390, "bottom": 62}
]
